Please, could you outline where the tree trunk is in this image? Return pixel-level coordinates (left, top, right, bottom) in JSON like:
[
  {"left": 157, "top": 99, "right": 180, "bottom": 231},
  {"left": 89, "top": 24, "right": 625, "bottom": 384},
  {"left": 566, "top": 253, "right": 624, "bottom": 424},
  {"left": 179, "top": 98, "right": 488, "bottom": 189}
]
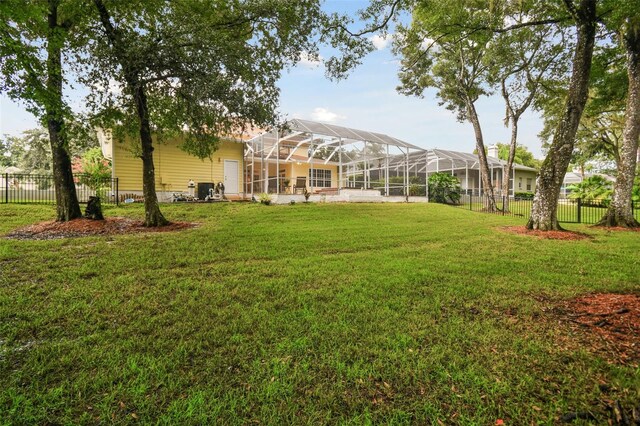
[
  {"left": 93, "top": 0, "right": 167, "bottom": 227},
  {"left": 502, "top": 117, "right": 518, "bottom": 212},
  {"left": 596, "top": 23, "right": 640, "bottom": 228},
  {"left": 526, "top": 0, "right": 597, "bottom": 231},
  {"left": 47, "top": 0, "right": 82, "bottom": 222},
  {"left": 84, "top": 196, "right": 104, "bottom": 220},
  {"left": 467, "top": 100, "right": 497, "bottom": 211},
  {"left": 134, "top": 85, "right": 169, "bottom": 227}
]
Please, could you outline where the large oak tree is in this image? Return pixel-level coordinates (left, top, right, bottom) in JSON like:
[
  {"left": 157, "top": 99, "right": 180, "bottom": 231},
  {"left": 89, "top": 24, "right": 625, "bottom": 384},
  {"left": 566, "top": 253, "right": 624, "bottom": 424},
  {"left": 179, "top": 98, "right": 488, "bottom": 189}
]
[{"left": 80, "top": 0, "right": 327, "bottom": 226}]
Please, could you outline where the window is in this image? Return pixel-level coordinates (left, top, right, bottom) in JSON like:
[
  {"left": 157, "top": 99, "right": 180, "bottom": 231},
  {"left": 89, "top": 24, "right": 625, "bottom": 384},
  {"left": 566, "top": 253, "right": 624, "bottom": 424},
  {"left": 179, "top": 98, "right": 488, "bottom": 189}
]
[
  {"left": 526, "top": 178, "right": 532, "bottom": 191},
  {"left": 518, "top": 177, "right": 522, "bottom": 189},
  {"left": 309, "top": 169, "right": 332, "bottom": 188}
]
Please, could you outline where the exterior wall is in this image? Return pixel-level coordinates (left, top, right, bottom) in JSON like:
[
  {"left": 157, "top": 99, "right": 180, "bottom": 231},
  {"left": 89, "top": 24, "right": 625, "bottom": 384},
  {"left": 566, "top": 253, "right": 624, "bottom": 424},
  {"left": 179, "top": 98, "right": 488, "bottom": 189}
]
[
  {"left": 250, "top": 160, "right": 339, "bottom": 193},
  {"left": 514, "top": 170, "right": 537, "bottom": 193},
  {"left": 448, "top": 168, "right": 537, "bottom": 194},
  {"left": 290, "top": 162, "right": 339, "bottom": 189},
  {"left": 113, "top": 137, "right": 244, "bottom": 195}
]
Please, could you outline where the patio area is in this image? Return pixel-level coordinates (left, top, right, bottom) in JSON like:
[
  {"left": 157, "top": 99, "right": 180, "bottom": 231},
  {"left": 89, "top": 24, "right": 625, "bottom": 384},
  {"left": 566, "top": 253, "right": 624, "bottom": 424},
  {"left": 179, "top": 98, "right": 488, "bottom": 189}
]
[
  {"left": 244, "top": 119, "right": 537, "bottom": 203},
  {"left": 244, "top": 119, "right": 425, "bottom": 201}
]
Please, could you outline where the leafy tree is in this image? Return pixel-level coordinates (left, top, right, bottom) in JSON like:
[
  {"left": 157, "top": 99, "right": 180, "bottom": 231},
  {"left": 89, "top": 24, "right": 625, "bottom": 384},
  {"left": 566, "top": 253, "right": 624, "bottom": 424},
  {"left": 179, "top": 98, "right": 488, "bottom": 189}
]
[
  {"left": 74, "top": 147, "right": 111, "bottom": 191},
  {"left": 82, "top": 0, "right": 327, "bottom": 226},
  {"left": 0, "top": 0, "right": 85, "bottom": 221},
  {"left": 486, "top": 17, "right": 567, "bottom": 212},
  {"left": 0, "top": 137, "right": 11, "bottom": 168},
  {"left": 522, "top": 0, "right": 599, "bottom": 231},
  {"left": 493, "top": 143, "right": 540, "bottom": 169},
  {"left": 596, "top": 2, "right": 640, "bottom": 227},
  {"left": 3, "top": 128, "right": 51, "bottom": 174},
  {"left": 1, "top": 126, "right": 98, "bottom": 174},
  {"left": 428, "top": 172, "right": 461, "bottom": 204},
  {"left": 395, "top": 0, "right": 499, "bottom": 211},
  {"left": 539, "top": 41, "right": 625, "bottom": 176}
]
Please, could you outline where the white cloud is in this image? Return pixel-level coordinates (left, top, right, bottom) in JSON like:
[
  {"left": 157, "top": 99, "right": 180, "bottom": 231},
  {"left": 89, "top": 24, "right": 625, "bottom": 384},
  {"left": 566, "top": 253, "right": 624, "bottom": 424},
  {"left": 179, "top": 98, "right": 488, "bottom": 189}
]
[
  {"left": 310, "top": 107, "right": 346, "bottom": 123},
  {"left": 369, "top": 33, "right": 394, "bottom": 50},
  {"left": 298, "top": 51, "right": 323, "bottom": 69},
  {"left": 420, "top": 37, "right": 436, "bottom": 51}
]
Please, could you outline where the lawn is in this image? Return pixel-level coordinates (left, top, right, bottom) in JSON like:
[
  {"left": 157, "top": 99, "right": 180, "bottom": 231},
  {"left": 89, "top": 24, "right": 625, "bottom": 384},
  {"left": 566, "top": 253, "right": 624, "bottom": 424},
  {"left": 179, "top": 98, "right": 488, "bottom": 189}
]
[{"left": 0, "top": 202, "right": 638, "bottom": 424}]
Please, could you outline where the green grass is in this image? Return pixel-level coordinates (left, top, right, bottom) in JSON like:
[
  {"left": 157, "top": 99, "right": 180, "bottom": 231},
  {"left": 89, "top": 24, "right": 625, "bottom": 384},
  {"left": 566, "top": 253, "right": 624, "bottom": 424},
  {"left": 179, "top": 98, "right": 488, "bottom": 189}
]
[{"left": 1, "top": 202, "right": 639, "bottom": 425}]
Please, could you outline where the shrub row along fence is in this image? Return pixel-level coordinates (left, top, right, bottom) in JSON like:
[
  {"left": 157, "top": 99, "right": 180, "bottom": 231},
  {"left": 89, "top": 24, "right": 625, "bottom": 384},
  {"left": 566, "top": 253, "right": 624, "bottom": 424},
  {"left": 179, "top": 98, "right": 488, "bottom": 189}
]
[
  {"left": 444, "top": 194, "right": 640, "bottom": 225},
  {"left": 0, "top": 174, "right": 119, "bottom": 205}
]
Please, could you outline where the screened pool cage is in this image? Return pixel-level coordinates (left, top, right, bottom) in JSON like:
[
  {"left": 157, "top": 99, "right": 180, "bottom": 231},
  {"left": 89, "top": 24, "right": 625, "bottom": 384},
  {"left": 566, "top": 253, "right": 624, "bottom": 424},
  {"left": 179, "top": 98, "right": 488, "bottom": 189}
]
[{"left": 244, "top": 119, "right": 531, "bottom": 199}]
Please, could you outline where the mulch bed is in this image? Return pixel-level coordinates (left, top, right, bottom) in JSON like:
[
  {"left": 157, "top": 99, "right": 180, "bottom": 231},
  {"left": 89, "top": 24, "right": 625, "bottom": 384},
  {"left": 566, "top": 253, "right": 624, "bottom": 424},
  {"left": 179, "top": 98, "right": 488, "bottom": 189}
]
[
  {"left": 595, "top": 226, "right": 640, "bottom": 233},
  {"left": 501, "top": 226, "right": 591, "bottom": 240},
  {"left": 5, "top": 217, "right": 198, "bottom": 240},
  {"left": 555, "top": 293, "right": 640, "bottom": 367}
]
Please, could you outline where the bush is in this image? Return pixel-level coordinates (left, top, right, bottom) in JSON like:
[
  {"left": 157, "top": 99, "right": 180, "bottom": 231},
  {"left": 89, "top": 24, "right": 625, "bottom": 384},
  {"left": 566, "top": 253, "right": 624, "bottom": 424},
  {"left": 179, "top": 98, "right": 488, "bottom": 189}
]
[
  {"left": 514, "top": 192, "right": 534, "bottom": 201},
  {"left": 259, "top": 193, "right": 272, "bottom": 205},
  {"left": 428, "top": 173, "right": 461, "bottom": 204},
  {"left": 75, "top": 147, "right": 112, "bottom": 195},
  {"left": 567, "top": 175, "right": 612, "bottom": 206}
]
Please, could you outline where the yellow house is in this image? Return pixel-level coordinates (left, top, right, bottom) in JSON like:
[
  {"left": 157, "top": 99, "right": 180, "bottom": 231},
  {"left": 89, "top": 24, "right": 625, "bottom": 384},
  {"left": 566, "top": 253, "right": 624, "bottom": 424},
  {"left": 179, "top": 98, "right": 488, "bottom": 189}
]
[{"left": 98, "top": 129, "right": 246, "bottom": 201}]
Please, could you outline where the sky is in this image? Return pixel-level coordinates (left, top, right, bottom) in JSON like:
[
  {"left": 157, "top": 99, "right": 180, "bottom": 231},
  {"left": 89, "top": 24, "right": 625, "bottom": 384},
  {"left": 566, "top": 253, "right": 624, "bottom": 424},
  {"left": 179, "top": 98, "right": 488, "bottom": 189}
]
[{"left": 0, "top": 0, "right": 547, "bottom": 158}]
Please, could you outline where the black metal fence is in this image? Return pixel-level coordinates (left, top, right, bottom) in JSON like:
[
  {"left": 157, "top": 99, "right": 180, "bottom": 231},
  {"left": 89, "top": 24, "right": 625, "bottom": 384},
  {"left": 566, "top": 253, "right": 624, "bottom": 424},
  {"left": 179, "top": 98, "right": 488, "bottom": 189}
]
[
  {"left": 0, "top": 173, "right": 119, "bottom": 205},
  {"left": 446, "top": 194, "right": 640, "bottom": 225}
]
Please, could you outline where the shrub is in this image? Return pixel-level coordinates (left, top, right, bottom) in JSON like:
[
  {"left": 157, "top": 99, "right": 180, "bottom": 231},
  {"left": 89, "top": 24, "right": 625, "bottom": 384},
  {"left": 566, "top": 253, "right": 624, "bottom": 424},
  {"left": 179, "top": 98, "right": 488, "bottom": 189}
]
[
  {"left": 75, "top": 147, "right": 112, "bottom": 198},
  {"left": 514, "top": 192, "right": 534, "bottom": 200},
  {"left": 259, "top": 193, "right": 272, "bottom": 205},
  {"left": 567, "top": 175, "right": 612, "bottom": 205},
  {"left": 428, "top": 173, "right": 461, "bottom": 204}
]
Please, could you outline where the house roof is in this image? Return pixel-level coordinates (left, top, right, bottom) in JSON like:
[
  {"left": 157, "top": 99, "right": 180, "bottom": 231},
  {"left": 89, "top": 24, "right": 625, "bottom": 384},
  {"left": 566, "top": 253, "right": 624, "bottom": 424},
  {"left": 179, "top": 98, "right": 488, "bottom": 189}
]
[
  {"left": 249, "top": 119, "right": 424, "bottom": 151},
  {"left": 563, "top": 172, "right": 615, "bottom": 184}
]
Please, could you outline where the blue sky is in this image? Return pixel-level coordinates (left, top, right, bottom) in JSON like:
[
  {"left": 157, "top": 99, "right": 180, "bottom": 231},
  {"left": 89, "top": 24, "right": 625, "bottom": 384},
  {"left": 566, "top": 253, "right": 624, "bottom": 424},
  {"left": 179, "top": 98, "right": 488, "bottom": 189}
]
[{"left": 0, "top": 0, "right": 546, "bottom": 157}]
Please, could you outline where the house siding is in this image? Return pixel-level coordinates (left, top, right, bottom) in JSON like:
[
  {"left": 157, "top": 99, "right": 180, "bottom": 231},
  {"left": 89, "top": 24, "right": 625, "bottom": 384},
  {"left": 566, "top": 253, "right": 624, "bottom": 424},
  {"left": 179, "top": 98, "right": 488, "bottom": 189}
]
[
  {"left": 514, "top": 170, "right": 537, "bottom": 193},
  {"left": 113, "top": 137, "right": 244, "bottom": 195}
]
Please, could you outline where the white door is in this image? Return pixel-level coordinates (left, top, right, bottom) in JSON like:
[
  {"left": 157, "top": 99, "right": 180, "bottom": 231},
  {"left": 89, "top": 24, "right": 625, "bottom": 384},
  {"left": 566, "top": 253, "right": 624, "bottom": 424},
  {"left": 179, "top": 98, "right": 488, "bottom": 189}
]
[{"left": 224, "top": 160, "right": 239, "bottom": 194}]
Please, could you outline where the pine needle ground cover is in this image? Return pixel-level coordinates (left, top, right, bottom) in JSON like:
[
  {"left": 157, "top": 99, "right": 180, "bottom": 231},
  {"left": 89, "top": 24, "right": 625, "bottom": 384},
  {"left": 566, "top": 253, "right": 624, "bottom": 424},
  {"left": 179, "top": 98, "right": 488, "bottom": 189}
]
[{"left": 1, "top": 203, "right": 638, "bottom": 424}]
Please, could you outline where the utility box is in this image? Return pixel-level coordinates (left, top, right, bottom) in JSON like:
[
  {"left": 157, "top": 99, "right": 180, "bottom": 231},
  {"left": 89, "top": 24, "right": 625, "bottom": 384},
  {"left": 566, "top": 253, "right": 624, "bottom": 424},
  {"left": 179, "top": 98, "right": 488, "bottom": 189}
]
[{"left": 197, "top": 182, "right": 214, "bottom": 200}]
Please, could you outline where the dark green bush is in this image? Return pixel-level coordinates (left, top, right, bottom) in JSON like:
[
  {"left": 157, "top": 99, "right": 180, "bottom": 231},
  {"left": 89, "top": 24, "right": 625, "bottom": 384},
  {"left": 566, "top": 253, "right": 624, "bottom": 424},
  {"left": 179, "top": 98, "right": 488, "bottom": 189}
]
[{"left": 428, "top": 173, "right": 461, "bottom": 204}]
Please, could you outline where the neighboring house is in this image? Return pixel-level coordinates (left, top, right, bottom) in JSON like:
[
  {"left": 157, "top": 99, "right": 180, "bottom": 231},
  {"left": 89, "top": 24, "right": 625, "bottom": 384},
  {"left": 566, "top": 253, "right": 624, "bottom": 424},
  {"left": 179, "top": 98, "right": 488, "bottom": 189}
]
[
  {"left": 97, "top": 129, "right": 247, "bottom": 201},
  {"left": 384, "top": 147, "right": 538, "bottom": 196}
]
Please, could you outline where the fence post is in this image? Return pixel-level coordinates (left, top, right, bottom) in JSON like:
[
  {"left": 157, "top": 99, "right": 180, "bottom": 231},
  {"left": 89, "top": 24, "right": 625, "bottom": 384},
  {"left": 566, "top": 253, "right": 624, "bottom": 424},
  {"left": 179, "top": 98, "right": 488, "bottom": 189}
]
[
  {"left": 502, "top": 196, "right": 506, "bottom": 215},
  {"left": 4, "top": 173, "right": 7, "bottom": 204},
  {"left": 577, "top": 198, "right": 582, "bottom": 224},
  {"left": 116, "top": 178, "right": 119, "bottom": 206},
  {"left": 469, "top": 194, "right": 472, "bottom": 211}
]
